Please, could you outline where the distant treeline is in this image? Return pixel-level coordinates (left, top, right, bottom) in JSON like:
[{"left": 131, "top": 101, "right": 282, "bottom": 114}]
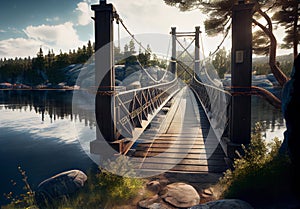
[
  {"left": 0, "top": 40, "right": 94, "bottom": 85},
  {"left": 0, "top": 39, "right": 167, "bottom": 86},
  {"left": 210, "top": 47, "right": 294, "bottom": 79},
  {"left": 252, "top": 54, "right": 294, "bottom": 77}
]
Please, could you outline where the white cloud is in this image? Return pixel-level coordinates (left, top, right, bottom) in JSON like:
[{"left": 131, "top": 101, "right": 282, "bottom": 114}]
[
  {"left": 0, "top": 29, "right": 6, "bottom": 33},
  {"left": 46, "top": 16, "right": 60, "bottom": 22},
  {"left": 0, "top": 22, "right": 86, "bottom": 58},
  {"left": 76, "top": 2, "right": 93, "bottom": 26},
  {"left": 24, "top": 22, "right": 85, "bottom": 51},
  {"left": 0, "top": 38, "right": 44, "bottom": 58}
]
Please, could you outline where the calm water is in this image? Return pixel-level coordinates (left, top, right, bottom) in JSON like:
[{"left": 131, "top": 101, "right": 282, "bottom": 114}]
[
  {"left": 0, "top": 89, "right": 285, "bottom": 205},
  {"left": 0, "top": 90, "right": 97, "bottom": 206}
]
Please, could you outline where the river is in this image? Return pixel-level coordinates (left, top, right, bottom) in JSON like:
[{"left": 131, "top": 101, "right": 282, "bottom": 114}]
[{"left": 0, "top": 89, "right": 285, "bottom": 206}]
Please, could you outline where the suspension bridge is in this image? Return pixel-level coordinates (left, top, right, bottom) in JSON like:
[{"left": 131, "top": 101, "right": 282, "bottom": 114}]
[{"left": 87, "top": 0, "right": 273, "bottom": 179}]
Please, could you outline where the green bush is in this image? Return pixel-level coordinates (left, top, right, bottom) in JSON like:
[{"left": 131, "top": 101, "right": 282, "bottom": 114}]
[{"left": 218, "top": 123, "right": 291, "bottom": 202}]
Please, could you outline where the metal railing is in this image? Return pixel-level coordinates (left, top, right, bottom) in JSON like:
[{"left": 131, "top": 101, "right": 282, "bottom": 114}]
[
  {"left": 114, "top": 78, "right": 180, "bottom": 145},
  {"left": 189, "top": 74, "right": 232, "bottom": 152}
]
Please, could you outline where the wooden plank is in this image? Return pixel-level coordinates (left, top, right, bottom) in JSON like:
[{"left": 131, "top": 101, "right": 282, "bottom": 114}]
[
  {"left": 136, "top": 144, "right": 220, "bottom": 149},
  {"left": 171, "top": 165, "right": 227, "bottom": 173},
  {"left": 135, "top": 144, "right": 223, "bottom": 150},
  {"left": 139, "top": 163, "right": 209, "bottom": 172},
  {"left": 133, "top": 152, "right": 225, "bottom": 159},
  {"left": 131, "top": 158, "right": 226, "bottom": 167},
  {"left": 136, "top": 139, "right": 221, "bottom": 145},
  {"left": 134, "top": 147, "right": 223, "bottom": 154}
]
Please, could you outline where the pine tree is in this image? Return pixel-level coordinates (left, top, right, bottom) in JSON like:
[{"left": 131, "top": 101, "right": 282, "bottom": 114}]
[
  {"left": 273, "top": 0, "right": 300, "bottom": 58},
  {"left": 87, "top": 40, "right": 93, "bottom": 57},
  {"left": 129, "top": 39, "right": 136, "bottom": 55},
  {"left": 33, "top": 47, "right": 45, "bottom": 71}
]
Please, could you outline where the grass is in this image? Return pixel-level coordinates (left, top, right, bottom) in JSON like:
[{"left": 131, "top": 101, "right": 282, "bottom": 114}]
[
  {"left": 3, "top": 156, "right": 147, "bottom": 209},
  {"left": 3, "top": 166, "right": 37, "bottom": 209}
]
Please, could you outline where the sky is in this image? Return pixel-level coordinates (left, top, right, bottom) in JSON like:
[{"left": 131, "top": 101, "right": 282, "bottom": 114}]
[{"left": 0, "top": 0, "right": 293, "bottom": 59}]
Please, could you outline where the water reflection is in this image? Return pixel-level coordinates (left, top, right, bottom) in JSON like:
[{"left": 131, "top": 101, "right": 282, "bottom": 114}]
[
  {"left": 251, "top": 95, "right": 285, "bottom": 142},
  {"left": 0, "top": 90, "right": 96, "bottom": 128}
]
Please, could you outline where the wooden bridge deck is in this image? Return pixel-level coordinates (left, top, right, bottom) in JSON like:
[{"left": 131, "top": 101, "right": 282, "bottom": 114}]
[{"left": 128, "top": 86, "right": 228, "bottom": 179}]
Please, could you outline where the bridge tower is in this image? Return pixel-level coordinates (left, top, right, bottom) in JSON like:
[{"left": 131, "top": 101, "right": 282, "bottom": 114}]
[
  {"left": 195, "top": 26, "right": 201, "bottom": 76},
  {"left": 91, "top": 0, "right": 117, "bottom": 154},
  {"left": 229, "top": 0, "right": 254, "bottom": 158},
  {"left": 171, "top": 27, "right": 177, "bottom": 77},
  {"left": 171, "top": 26, "right": 201, "bottom": 80}
]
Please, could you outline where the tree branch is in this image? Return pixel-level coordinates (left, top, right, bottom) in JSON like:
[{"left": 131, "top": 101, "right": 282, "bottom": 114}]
[
  {"left": 252, "top": 18, "right": 289, "bottom": 86},
  {"left": 256, "top": 6, "right": 273, "bottom": 31}
]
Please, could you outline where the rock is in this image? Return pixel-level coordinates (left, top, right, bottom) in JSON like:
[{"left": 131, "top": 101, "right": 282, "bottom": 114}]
[
  {"left": 141, "top": 181, "right": 200, "bottom": 208},
  {"left": 146, "top": 181, "right": 162, "bottom": 194},
  {"left": 281, "top": 54, "right": 300, "bottom": 164},
  {"left": 160, "top": 182, "right": 200, "bottom": 208},
  {"left": 139, "top": 194, "right": 172, "bottom": 209},
  {"left": 190, "top": 199, "right": 254, "bottom": 209},
  {"left": 35, "top": 170, "right": 87, "bottom": 207},
  {"left": 148, "top": 203, "right": 165, "bottom": 209},
  {"left": 202, "top": 188, "right": 213, "bottom": 196},
  {"left": 200, "top": 188, "right": 216, "bottom": 203},
  {"left": 139, "top": 194, "right": 160, "bottom": 208}
]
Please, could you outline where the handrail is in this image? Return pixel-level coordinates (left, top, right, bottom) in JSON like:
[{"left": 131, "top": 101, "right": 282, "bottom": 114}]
[
  {"left": 192, "top": 74, "right": 232, "bottom": 96},
  {"left": 117, "top": 77, "right": 177, "bottom": 95},
  {"left": 189, "top": 68, "right": 232, "bottom": 154},
  {"left": 115, "top": 78, "right": 180, "bottom": 145}
]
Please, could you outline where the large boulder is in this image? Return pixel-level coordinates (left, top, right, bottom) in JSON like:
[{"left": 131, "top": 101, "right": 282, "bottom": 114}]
[
  {"left": 140, "top": 181, "right": 200, "bottom": 209},
  {"left": 190, "top": 199, "right": 254, "bottom": 209},
  {"left": 35, "top": 170, "right": 87, "bottom": 206},
  {"left": 160, "top": 182, "right": 200, "bottom": 208}
]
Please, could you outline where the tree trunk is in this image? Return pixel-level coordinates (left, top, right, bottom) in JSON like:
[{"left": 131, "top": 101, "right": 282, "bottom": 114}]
[
  {"left": 253, "top": 8, "right": 289, "bottom": 87},
  {"left": 293, "top": 1, "right": 299, "bottom": 58}
]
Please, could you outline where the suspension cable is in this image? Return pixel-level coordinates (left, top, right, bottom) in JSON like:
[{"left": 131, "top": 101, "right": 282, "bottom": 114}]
[
  {"left": 209, "top": 25, "right": 231, "bottom": 57},
  {"left": 114, "top": 12, "right": 152, "bottom": 55},
  {"left": 200, "top": 32, "right": 206, "bottom": 60},
  {"left": 114, "top": 11, "right": 176, "bottom": 84},
  {"left": 135, "top": 59, "right": 170, "bottom": 83}
]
